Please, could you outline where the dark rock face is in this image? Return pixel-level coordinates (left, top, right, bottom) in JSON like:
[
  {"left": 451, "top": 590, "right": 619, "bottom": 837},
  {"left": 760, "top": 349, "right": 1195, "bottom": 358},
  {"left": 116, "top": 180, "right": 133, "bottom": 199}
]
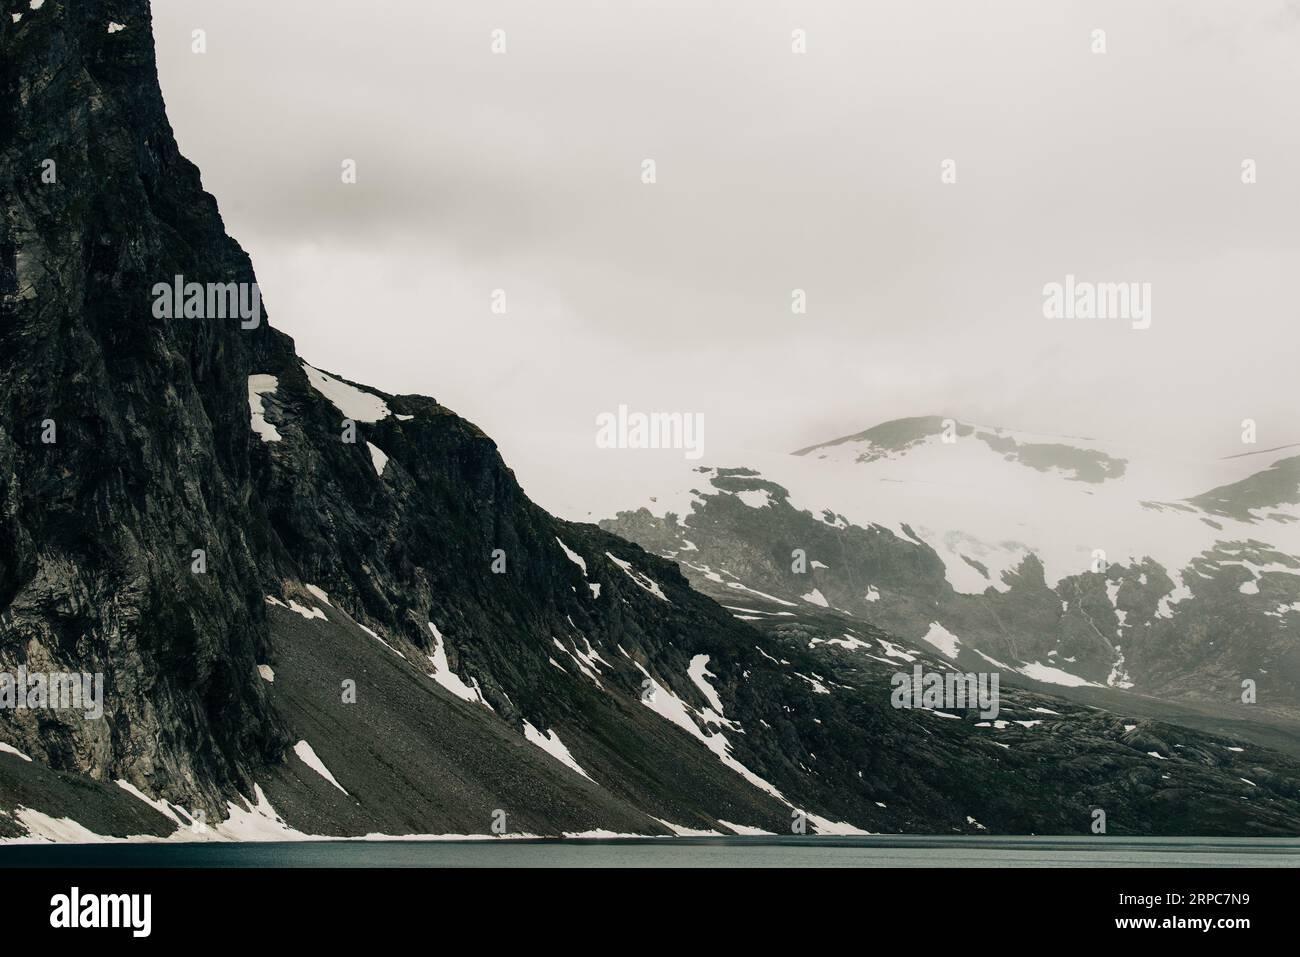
[
  {"left": 4, "top": 1, "right": 1300, "bottom": 839},
  {"left": 2, "top": 0, "right": 285, "bottom": 814}
]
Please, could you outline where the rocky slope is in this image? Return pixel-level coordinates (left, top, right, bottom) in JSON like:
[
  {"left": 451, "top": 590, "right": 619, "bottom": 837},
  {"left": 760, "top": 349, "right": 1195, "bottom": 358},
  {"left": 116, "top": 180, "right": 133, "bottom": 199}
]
[{"left": 3, "top": 1, "right": 1300, "bottom": 839}]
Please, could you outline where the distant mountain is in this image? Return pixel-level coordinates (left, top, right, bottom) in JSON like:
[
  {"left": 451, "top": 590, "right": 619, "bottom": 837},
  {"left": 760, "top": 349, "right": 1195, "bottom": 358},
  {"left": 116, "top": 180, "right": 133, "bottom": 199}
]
[
  {"left": 1190, "top": 453, "right": 1300, "bottom": 522},
  {"left": 601, "top": 417, "right": 1300, "bottom": 717},
  {"left": 793, "top": 415, "right": 1128, "bottom": 484},
  {"left": 4, "top": 2, "right": 1299, "bottom": 841}
]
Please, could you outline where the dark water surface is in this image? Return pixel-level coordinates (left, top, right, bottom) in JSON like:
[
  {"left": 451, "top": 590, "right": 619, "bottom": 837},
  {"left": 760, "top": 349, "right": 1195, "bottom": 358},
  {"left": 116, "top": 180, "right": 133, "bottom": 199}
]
[{"left": 3, "top": 835, "right": 1298, "bottom": 867}]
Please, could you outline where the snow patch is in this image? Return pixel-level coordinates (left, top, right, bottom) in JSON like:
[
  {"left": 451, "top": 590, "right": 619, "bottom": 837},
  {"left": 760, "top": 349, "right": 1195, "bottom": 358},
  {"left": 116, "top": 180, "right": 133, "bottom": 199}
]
[
  {"left": 687, "top": 654, "right": 726, "bottom": 716},
  {"left": 115, "top": 781, "right": 184, "bottom": 826},
  {"left": 304, "top": 584, "right": 333, "bottom": 606},
  {"left": 12, "top": 808, "right": 127, "bottom": 843},
  {"left": 553, "top": 638, "right": 603, "bottom": 687},
  {"left": 794, "top": 672, "right": 831, "bottom": 694},
  {"left": 810, "top": 633, "right": 873, "bottom": 652},
  {"left": 719, "top": 820, "right": 775, "bottom": 836},
  {"left": 522, "top": 721, "right": 593, "bottom": 781},
  {"left": 920, "top": 622, "right": 961, "bottom": 659},
  {"left": 556, "top": 537, "right": 587, "bottom": 574},
  {"left": 294, "top": 741, "right": 349, "bottom": 795},
  {"left": 302, "top": 362, "right": 390, "bottom": 422},
  {"left": 801, "top": 588, "right": 829, "bottom": 608},
  {"left": 722, "top": 580, "right": 798, "bottom": 606},
  {"left": 426, "top": 622, "right": 491, "bottom": 707},
  {"left": 287, "top": 600, "right": 327, "bottom": 621},
  {"left": 875, "top": 638, "right": 917, "bottom": 663},
  {"left": 357, "top": 622, "right": 404, "bottom": 658},
  {"left": 805, "top": 813, "right": 872, "bottom": 836},
  {"left": 556, "top": 538, "right": 601, "bottom": 598},
  {"left": 247, "top": 374, "right": 282, "bottom": 442},
  {"left": 214, "top": 785, "right": 311, "bottom": 842},
  {"left": 635, "top": 663, "right": 784, "bottom": 801},
  {"left": 0, "top": 742, "right": 33, "bottom": 762},
  {"left": 1020, "top": 660, "right": 1101, "bottom": 688},
  {"left": 606, "top": 552, "right": 669, "bottom": 601}
]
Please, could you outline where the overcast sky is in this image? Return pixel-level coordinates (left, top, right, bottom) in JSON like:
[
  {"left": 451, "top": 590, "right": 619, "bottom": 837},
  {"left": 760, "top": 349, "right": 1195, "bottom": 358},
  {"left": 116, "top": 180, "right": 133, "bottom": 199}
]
[{"left": 151, "top": 0, "right": 1300, "bottom": 516}]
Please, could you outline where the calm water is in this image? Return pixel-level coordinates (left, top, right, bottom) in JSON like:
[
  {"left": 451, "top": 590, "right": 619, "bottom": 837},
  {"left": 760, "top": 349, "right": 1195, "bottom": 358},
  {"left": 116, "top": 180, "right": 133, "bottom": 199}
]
[{"left": 4, "top": 836, "right": 1298, "bottom": 868}]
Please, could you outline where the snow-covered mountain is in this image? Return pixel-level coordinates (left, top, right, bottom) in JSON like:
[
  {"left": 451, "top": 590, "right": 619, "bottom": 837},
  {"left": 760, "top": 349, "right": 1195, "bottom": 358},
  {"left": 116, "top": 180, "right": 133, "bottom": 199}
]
[
  {"left": 602, "top": 416, "right": 1300, "bottom": 715},
  {"left": 793, "top": 417, "right": 1300, "bottom": 594}
]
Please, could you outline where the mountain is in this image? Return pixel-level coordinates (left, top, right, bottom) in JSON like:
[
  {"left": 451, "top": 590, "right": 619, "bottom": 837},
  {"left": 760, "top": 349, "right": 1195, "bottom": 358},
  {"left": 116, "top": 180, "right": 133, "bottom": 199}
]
[
  {"left": 4, "top": 2, "right": 1300, "bottom": 840},
  {"left": 600, "top": 416, "right": 1300, "bottom": 720}
]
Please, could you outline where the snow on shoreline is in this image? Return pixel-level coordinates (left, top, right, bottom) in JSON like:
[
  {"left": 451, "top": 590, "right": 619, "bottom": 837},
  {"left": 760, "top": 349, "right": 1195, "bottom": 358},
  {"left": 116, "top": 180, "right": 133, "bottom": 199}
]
[{"left": 8, "top": 738, "right": 871, "bottom": 843}]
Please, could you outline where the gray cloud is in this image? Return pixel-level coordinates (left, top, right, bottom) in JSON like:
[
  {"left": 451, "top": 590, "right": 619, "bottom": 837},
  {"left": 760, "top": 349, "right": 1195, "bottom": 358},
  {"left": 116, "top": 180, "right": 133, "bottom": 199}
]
[{"left": 153, "top": 0, "right": 1300, "bottom": 515}]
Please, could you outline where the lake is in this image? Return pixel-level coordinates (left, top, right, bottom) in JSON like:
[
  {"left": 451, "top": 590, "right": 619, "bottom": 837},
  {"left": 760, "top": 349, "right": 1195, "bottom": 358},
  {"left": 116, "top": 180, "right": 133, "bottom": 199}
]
[{"left": 3, "top": 835, "right": 1298, "bottom": 868}]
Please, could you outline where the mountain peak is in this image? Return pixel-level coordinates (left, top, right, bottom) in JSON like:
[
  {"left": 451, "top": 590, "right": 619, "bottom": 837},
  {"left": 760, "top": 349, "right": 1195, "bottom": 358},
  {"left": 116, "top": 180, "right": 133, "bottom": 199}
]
[
  {"left": 793, "top": 416, "right": 1127, "bottom": 485},
  {"left": 791, "top": 415, "right": 957, "bottom": 458}
]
